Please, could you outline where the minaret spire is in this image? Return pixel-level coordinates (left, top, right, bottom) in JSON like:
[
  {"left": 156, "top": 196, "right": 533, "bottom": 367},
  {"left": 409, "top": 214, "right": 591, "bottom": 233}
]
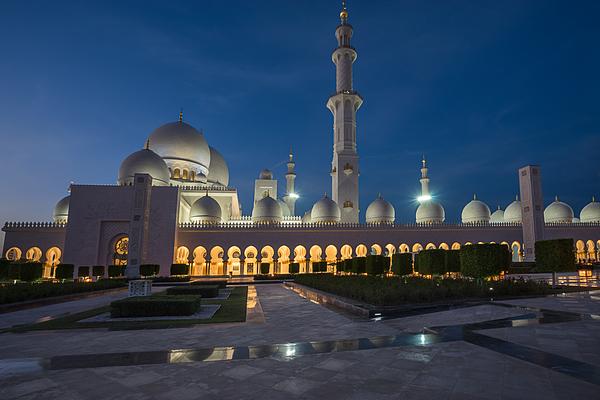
[
  {"left": 419, "top": 157, "right": 431, "bottom": 202},
  {"left": 179, "top": 109, "right": 183, "bottom": 122},
  {"left": 328, "top": 0, "right": 362, "bottom": 223},
  {"left": 283, "top": 147, "right": 298, "bottom": 215}
]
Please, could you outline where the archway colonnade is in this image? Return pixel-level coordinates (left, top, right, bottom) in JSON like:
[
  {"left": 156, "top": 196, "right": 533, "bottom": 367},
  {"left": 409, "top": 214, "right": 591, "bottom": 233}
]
[{"left": 4, "top": 246, "right": 63, "bottom": 278}]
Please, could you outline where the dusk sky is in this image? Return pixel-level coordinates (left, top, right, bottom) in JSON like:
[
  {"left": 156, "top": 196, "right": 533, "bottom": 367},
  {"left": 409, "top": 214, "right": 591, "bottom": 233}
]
[{"left": 1, "top": 0, "right": 599, "bottom": 245}]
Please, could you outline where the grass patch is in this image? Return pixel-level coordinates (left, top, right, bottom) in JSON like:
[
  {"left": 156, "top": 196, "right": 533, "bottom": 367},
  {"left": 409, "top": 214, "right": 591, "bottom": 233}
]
[{"left": 5, "top": 286, "right": 248, "bottom": 332}]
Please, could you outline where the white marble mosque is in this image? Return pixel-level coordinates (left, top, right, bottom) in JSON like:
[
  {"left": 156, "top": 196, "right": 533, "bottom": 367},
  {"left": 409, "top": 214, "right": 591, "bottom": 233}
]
[{"left": 3, "top": 3, "right": 599, "bottom": 278}]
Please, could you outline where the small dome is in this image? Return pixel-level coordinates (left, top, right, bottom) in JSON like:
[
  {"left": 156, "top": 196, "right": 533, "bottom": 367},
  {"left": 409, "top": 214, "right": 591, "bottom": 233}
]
[
  {"left": 461, "top": 195, "right": 491, "bottom": 224},
  {"left": 544, "top": 196, "right": 574, "bottom": 224},
  {"left": 147, "top": 120, "right": 211, "bottom": 174},
  {"left": 504, "top": 197, "right": 522, "bottom": 223},
  {"left": 311, "top": 195, "right": 341, "bottom": 223},
  {"left": 302, "top": 210, "right": 312, "bottom": 223},
  {"left": 53, "top": 195, "right": 70, "bottom": 223},
  {"left": 490, "top": 206, "right": 505, "bottom": 224},
  {"left": 118, "top": 148, "right": 170, "bottom": 186},
  {"left": 365, "top": 195, "right": 395, "bottom": 224},
  {"left": 277, "top": 199, "right": 291, "bottom": 217},
  {"left": 206, "top": 146, "right": 229, "bottom": 186},
  {"left": 252, "top": 195, "right": 282, "bottom": 223},
  {"left": 259, "top": 169, "right": 273, "bottom": 180},
  {"left": 190, "top": 195, "right": 222, "bottom": 224},
  {"left": 416, "top": 200, "right": 445, "bottom": 224},
  {"left": 580, "top": 197, "right": 600, "bottom": 223}
]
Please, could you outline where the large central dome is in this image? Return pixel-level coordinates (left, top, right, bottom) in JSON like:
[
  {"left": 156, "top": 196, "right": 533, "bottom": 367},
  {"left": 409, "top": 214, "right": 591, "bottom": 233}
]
[{"left": 147, "top": 121, "right": 211, "bottom": 175}]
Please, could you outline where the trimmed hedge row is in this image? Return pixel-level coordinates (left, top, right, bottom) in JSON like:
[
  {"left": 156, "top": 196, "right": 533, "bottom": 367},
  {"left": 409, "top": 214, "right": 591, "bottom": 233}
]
[
  {"left": 140, "top": 264, "right": 160, "bottom": 277},
  {"left": 312, "top": 261, "right": 328, "bottom": 273},
  {"left": 191, "top": 279, "right": 227, "bottom": 289},
  {"left": 0, "top": 279, "right": 127, "bottom": 305},
  {"left": 166, "top": 285, "right": 219, "bottom": 298},
  {"left": 535, "top": 239, "right": 576, "bottom": 272},
  {"left": 391, "top": 253, "right": 412, "bottom": 276},
  {"left": 260, "top": 263, "right": 270, "bottom": 275},
  {"left": 110, "top": 295, "right": 201, "bottom": 317},
  {"left": 366, "top": 255, "right": 387, "bottom": 276},
  {"left": 289, "top": 262, "right": 300, "bottom": 274},
  {"left": 460, "top": 244, "right": 510, "bottom": 278},
  {"left": 170, "top": 264, "right": 189, "bottom": 276}
]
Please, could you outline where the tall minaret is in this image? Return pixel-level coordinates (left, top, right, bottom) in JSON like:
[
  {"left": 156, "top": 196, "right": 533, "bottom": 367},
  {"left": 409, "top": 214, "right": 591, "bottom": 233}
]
[
  {"left": 327, "top": 0, "right": 363, "bottom": 223},
  {"left": 419, "top": 156, "right": 431, "bottom": 201},
  {"left": 283, "top": 147, "right": 298, "bottom": 215}
]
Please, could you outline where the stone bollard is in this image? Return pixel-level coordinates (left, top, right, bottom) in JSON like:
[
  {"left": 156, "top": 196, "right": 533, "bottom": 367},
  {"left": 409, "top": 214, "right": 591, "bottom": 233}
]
[{"left": 128, "top": 280, "right": 152, "bottom": 297}]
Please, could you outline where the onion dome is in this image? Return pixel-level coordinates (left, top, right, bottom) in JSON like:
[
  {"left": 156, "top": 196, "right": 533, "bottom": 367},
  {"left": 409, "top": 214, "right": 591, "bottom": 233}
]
[
  {"left": 53, "top": 195, "right": 70, "bottom": 223},
  {"left": 147, "top": 119, "right": 211, "bottom": 175},
  {"left": 259, "top": 169, "right": 273, "bottom": 180},
  {"left": 416, "top": 200, "right": 445, "bottom": 224},
  {"left": 311, "top": 194, "right": 341, "bottom": 223},
  {"left": 252, "top": 195, "right": 282, "bottom": 223},
  {"left": 190, "top": 195, "right": 222, "bottom": 224},
  {"left": 302, "top": 210, "right": 312, "bottom": 223},
  {"left": 461, "top": 194, "right": 491, "bottom": 224},
  {"left": 365, "top": 194, "right": 395, "bottom": 224},
  {"left": 580, "top": 197, "right": 600, "bottom": 223},
  {"left": 544, "top": 196, "right": 574, "bottom": 224},
  {"left": 490, "top": 206, "right": 505, "bottom": 224},
  {"left": 504, "top": 196, "right": 522, "bottom": 223},
  {"left": 277, "top": 199, "right": 291, "bottom": 217},
  {"left": 118, "top": 148, "right": 170, "bottom": 186},
  {"left": 206, "top": 146, "right": 229, "bottom": 186}
]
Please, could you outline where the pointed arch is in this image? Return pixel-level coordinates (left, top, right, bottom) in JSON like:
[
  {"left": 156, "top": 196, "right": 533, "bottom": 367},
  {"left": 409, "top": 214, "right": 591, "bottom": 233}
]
[
  {"left": 399, "top": 243, "right": 410, "bottom": 253},
  {"left": 511, "top": 241, "right": 522, "bottom": 262},
  {"left": 412, "top": 243, "right": 423, "bottom": 253},
  {"left": 25, "top": 247, "right": 42, "bottom": 262},
  {"left": 325, "top": 245, "right": 338, "bottom": 264},
  {"left": 244, "top": 246, "right": 258, "bottom": 275},
  {"left": 277, "top": 246, "right": 291, "bottom": 274},
  {"left": 176, "top": 246, "right": 190, "bottom": 264},
  {"left": 385, "top": 244, "right": 396, "bottom": 257},
  {"left": 45, "top": 247, "right": 62, "bottom": 278},
  {"left": 210, "top": 246, "right": 225, "bottom": 275},
  {"left": 192, "top": 246, "right": 207, "bottom": 275},
  {"left": 5, "top": 247, "right": 22, "bottom": 261},
  {"left": 355, "top": 244, "right": 368, "bottom": 257},
  {"left": 426, "top": 243, "right": 436, "bottom": 250},
  {"left": 340, "top": 244, "right": 353, "bottom": 260},
  {"left": 227, "top": 246, "right": 242, "bottom": 275},
  {"left": 439, "top": 243, "right": 449, "bottom": 250},
  {"left": 294, "top": 245, "right": 308, "bottom": 273},
  {"left": 451, "top": 242, "right": 461, "bottom": 250},
  {"left": 370, "top": 244, "right": 382, "bottom": 255}
]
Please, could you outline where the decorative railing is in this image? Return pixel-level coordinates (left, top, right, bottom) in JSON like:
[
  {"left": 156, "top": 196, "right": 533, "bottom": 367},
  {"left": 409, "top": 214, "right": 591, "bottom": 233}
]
[
  {"left": 180, "top": 185, "right": 236, "bottom": 192},
  {"left": 3, "top": 221, "right": 66, "bottom": 229}
]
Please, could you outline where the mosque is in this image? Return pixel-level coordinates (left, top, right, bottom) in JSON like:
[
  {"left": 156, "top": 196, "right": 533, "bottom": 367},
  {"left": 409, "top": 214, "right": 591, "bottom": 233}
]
[{"left": 3, "top": 3, "right": 600, "bottom": 278}]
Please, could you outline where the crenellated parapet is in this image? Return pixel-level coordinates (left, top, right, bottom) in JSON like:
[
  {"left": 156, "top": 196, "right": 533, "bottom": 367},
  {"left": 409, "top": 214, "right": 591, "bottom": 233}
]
[{"left": 3, "top": 221, "right": 67, "bottom": 231}]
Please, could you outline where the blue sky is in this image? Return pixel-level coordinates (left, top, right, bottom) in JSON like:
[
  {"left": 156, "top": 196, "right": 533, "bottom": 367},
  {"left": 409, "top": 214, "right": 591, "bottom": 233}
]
[{"left": 1, "top": 0, "right": 599, "bottom": 244}]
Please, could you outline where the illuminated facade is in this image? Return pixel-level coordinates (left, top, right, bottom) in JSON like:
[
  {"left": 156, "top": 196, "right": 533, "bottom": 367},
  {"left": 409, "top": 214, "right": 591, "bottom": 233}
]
[{"left": 2, "top": 3, "right": 600, "bottom": 277}]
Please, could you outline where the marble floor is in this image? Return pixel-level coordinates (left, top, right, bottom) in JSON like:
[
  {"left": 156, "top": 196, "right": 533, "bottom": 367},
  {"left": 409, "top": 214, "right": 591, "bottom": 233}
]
[{"left": 0, "top": 285, "right": 599, "bottom": 399}]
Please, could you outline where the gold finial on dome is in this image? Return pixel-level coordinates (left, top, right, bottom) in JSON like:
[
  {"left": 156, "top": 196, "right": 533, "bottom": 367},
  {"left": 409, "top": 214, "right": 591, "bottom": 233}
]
[
  {"left": 179, "top": 108, "right": 183, "bottom": 122},
  {"left": 340, "top": 0, "right": 348, "bottom": 21},
  {"left": 145, "top": 138, "right": 150, "bottom": 150}
]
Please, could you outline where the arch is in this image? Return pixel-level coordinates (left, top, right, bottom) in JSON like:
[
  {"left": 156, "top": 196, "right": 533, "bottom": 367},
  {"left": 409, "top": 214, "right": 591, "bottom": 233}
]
[
  {"left": 399, "top": 243, "right": 410, "bottom": 253},
  {"left": 210, "top": 246, "right": 225, "bottom": 275},
  {"left": 173, "top": 168, "right": 181, "bottom": 179},
  {"left": 451, "top": 242, "right": 461, "bottom": 250},
  {"left": 439, "top": 243, "right": 449, "bottom": 250},
  {"left": 5, "top": 247, "right": 22, "bottom": 261},
  {"left": 277, "top": 246, "right": 291, "bottom": 274},
  {"left": 309, "top": 245, "right": 322, "bottom": 261},
  {"left": 465, "top": 242, "right": 473, "bottom": 246},
  {"left": 294, "top": 245, "right": 308, "bottom": 273},
  {"left": 25, "top": 247, "right": 42, "bottom": 262},
  {"left": 260, "top": 245, "right": 275, "bottom": 275},
  {"left": 45, "top": 247, "right": 62, "bottom": 278},
  {"left": 412, "top": 243, "right": 423, "bottom": 253},
  {"left": 111, "top": 235, "right": 129, "bottom": 266},
  {"left": 511, "top": 241, "right": 522, "bottom": 262},
  {"left": 176, "top": 246, "right": 190, "bottom": 264},
  {"left": 244, "top": 246, "right": 258, "bottom": 275},
  {"left": 425, "top": 243, "right": 436, "bottom": 250},
  {"left": 227, "top": 246, "right": 242, "bottom": 275},
  {"left": 192, "top": 246, "right": 207, "bottom": 275},
  {"left": 325, "top": 245, "right": 338, "bottom": 265},
  {"left": 575, "top": 240, "right": 586, "bottom": 263},
  {"left": 340, "top": 244, "right": 353, "bottom": 260},
  {"left": 370, "top": 244, "right": 382, "bottom": 255},
  {"left": 385, "top": 244, "right": 396, "bottom": 257},
  {"left": 355, "top": 244, "right": 368, "bottom": 257},
  {"left": 585, "top": 240, "right": 596, "bottom": 262},
  {"left": 182, "top": 169, "right": 189, "bottom": 180}
]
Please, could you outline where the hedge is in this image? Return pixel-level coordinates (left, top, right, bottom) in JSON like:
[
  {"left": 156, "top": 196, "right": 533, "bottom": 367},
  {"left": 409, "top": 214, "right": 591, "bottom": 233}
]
[
  {"left": 166, "top": 285, "right": 219, "bottom": 298},
  {"left": 312, "top": 261, "right": 327, "bottom": 273},
  {"left": 391, "top": 253, "right": 413, "bottom": 276},
  {"left": 445, "top": 250, "right": 461, "bottom": 273},
  {"left": 260, "top": 263, "right": 270, "bottom": 275},
  {"left": 416, "top": 249, "right": 446, "bottom": 275},
  {"left": 191, "top": 279, "right": 228, "bottom": 289},
  {"left": 366, "top": 255, "right": 386, "bottom": 276},
  {"left": 460, "top": 244, "right": 510, "bottom": 279},
  {"left": 77, "top": 266, "right": 90, "bottom": 278},
  {"left": 534, "top": 239, "right": 576, "bottom": 272},
  {"left": 92, "top": 265, "right": 105, "bottom": 277},
  {"left": 0, "top": 259, "right": 11, "bottom": 280},
  {"left": 351, "top": 257, "right": 366, "bottom": 274},
  {"left": 55, "top": 264, "right": 75, "bottom": 280},
  {"left": 289, "top": 262, "right": 300, "bottom": 274},
  {"left": 8, "top": 263, "right": 21, "bottom": 280},
  {"left": 140, "top": 264, "right": 160, "bottom": 277},
  {"left": 110, "top": 295, "right": 201, "bottom": 318},
  {"left": 170, "top": 264, "right": 189, "bottom": 276},
  {"left": 19, "top": 263, "right": 44, "bottom": 282},
  {"left": 0, "top": 279, "right": 127, "bottom": 305},
  {"left": 108, "top": 265, "right": 126, "bottom": 278}
]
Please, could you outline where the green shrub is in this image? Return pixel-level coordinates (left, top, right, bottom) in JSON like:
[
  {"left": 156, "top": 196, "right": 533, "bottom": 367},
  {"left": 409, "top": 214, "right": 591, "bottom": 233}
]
[
  {"left": 260, "top": 263, "right": 270, "bottom": 274},
  {"left": 166, "top": 285, "right": 218, "bottom": 298},
  {"left": 140, "top": 264, "right": 160, "bottom": 277},
  {"left": 534, "top": 239, "right": 576, "bottom": 272},
  {"left": 8, "top": 263, "right": 21, "bottom": 280},
  {"left": 110, "top": 295, "right": 201, "bottom": 317},
  {"left": 92, "top": 265, "right": 105, "bottom": 277},
  {"left": 289, "top": 262, "right": 300, "bottom": 274},
  {"left": 0, "top": 279, "right": 127, "bottom": 305},
  {"left": 416, "top": 249, "right": 446, "bottom": 275},
  {"left": 460, "top": 244, "right": 510, "bottom": 279},
  {"left": 0, "top": 259, "right": 10, "bottom": 280},
  {"left": 445, "top": 250, "right": 461, "bottom": 273},
  {"left": 55, "top": 264, "right": 75, "bottom": 280},
  {"left": 170, "top": 264, "right": 189, "bottom": 276},
  {"left": 191, "top": 279, "right": 227, "bottom": 288},
  {"left": 20, "top": 263, "right": 43, "bottom": 282},
  {"left": 108, "top": 265, "right": 126, "bottom": 278},
  {"left": 351, "top": 257, "right": 366, "bottom": 274},
  {"left": 312, "top": 261, "right": 327, "bottom": 273},
  {"left": 77, "top": 266, "right": 90, "bottom": 278},
  {"left": 343, "top": 259, "right": 352, "bottom": 273},
  {"left": 391, "top": 253, "right": 412, "bottom": 276},
  {"left": 366, "top": 255, "right": 386, "bottom": 276}
]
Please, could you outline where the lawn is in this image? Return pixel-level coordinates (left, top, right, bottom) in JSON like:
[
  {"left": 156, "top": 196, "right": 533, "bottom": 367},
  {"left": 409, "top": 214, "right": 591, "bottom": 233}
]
[{"left": 5, "top": 286, "right": 248, "bottom": 332}]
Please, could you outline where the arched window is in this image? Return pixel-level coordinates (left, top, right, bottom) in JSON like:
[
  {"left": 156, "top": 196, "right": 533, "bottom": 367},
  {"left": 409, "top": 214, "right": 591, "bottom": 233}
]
[
  {"left": 182, "top": 169, "right": 189, "bottom": 180},
  {"left": 173, "top": 168, "right": 181, "bottom": 179},
  {"left": 113, "top": 237, "right": 129, "bottom": 266}
]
